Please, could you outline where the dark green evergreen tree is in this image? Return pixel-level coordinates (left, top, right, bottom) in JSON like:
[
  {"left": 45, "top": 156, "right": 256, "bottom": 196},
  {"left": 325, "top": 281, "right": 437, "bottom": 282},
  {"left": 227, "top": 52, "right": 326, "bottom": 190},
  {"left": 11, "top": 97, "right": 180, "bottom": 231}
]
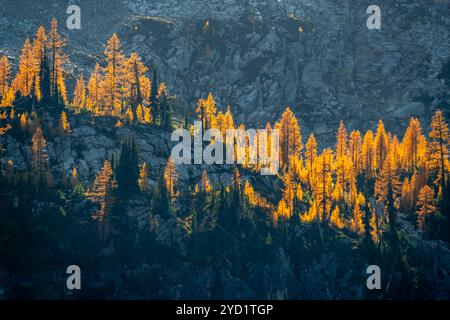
[
  {"left": 116, "top": 135, "right": 140, "bottom": 197},
  {"left": 150, "top": 69, "right": 159, "bottom": 122},
  {"left": 362, "top": 204, "right": 375, "bottom": 260},
  {"left": 131, "top": 59, "right": 143, "bottom": 112},
  {"left": 52, "top": 72, "right": 60, "bottom": 107},
  {"left": 184, "top": 110, "right": 189, "bottom": 129},
  {"left": 151, "top": 179, "right": 170, "bottom": 219},
  {"left": 39, "top": 53, "right": 51, "bottom": 106}
]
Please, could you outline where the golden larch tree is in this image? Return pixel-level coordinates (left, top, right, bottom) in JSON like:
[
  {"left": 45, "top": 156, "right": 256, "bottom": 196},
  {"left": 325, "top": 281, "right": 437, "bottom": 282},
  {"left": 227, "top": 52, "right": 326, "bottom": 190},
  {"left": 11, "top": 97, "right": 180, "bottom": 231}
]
[
  {"left": 31, "top": 127, "right": 48, "bottom": 193},
  {"left": 143, "top": 106, "right": 152, "bottom": 124},
  {"left": 196, "top": 92, "right": 217, "bottom": 130},
  {"left": 87, "top": 160, "right": 117, "bottom": 237},
  {"left": 374, "top": 120, "right": 388, "bottom": 171},
  {"left": 103, "top": 33, "right": 126, "bottom": 115},
  {"left": 136, "top": 104, "right": 144, "bottom": 123},
  {"left": 429, "top": 110, "right": 449, "bottom": 190},
  {"left": 204, "top": 92, "right": 217, "bottom": 130},
  {"left": 276, "top": 107, "right": 302, "bottom": 167},
  {"left": 31, "top": 26, "right": 47, "bottom": 100},
  {"left": 351, "top": 192, "right": 366, "bottom": 235},
  {"left": 72, "top": 74, "right": 87, "bottom": 112},
  {"left": 374, "top": 151, "right": 401, "bottom": 227},
  {"left": 402, "top": 117, "right": 423, "bottom": 171},
  {"left": 349, "top": 130, "right": 362, "bottom": 174},
  {"left": 86, "top": 63, "right": 103, "bottom": 113},
  {"left": 336, "top": 120, "right": 349, "bottom": 159},
  {"left": 314, "top": 148, "right": 334, "bottom": 222},
  {"left": 362, "top": 130, "right": 375, "bottom": 179},
  {"left": 14, "top": 38, "right": 34, "bottom": 96},
  {"left": 59, "top": 111, "right": 71, "bottom": 134},
  {"left": 416, "top": 185, "right": 436, "bottom": 232},
  {"left": 126, "top": 52, "right": 148, "bottom": 108},
  {"left": 330, "top": 206, "right": 344, "bottom": 229},
  {"left": 305, "top": 133, "right": 317, "bottom": 184},
  {"left": 164, "top": 157, "right": 179, "bottom": 199},
  {"left": 138, "top": 162, "right": 149, "bottom": 192},
  {"left": 48, "top": 19, "right": 68, "bottom": 103},
  {"left": 0, "top": 56, "right": 11, "bottom": 104}
]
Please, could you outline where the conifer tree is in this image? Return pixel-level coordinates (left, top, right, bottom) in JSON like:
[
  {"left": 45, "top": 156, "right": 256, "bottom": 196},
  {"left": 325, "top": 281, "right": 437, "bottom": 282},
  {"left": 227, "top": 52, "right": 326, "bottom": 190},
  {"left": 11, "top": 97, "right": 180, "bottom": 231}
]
[
  {"left": 374, "top": 120, "right": 388, "bottom": 171},
  {"left": 48, "top": 19, "right": 68, "bottom": 105},
  {"left": 72, "top": 74, "right": 86, "bottom": 112},
  {"left": 402, "top": 117, "right": 423, "bottom": 171},
  {"left": 59, "top": 111, "right": 71, "bottom": 135},
  {"left": 204, "top": 92, "right": 217, "bottom": 130},
  {"left": 196, "top": 92, "right": 217, "bottom": 131},
  {"left": 87, "top": 160, "right": 117, "bottom": 237},
  {"left": 351, "top": 193, "right": 366, "bottom": 234},
  {"left": 362, "top": 203, "right": 375, "bottom": 256},
  {"left": 150, "top": 69, "right": 159, "bottom": 120},
  {"left": 277, "top": 107, "right": 302, "bottom": 167},
  {"left": 127, "top": 52, "right": 148, "bottom": 111},
  {"left": 31, "top": 26, "right": 47, "bottom": 100},
  {"left": 314, "top": 148, "right": 334, "bottom": 222},
  {"left": 164, "top": 157, "right": 178, "bottom": 199},
  {"left": 349, "top": 130, "right": 362, "bottom": 174},
  {"left": 416, "top": 185, "right": 436, "bottom": 233},
  {"left": 136, "top": 104, "right": 144, "bottom": 123},
  {"left": 138, "top": 162, "right": 149, "bottom": 192},
  {"left": 31, "top": 127, "right": 48, "bottom": 193},
  {"left": 429, "top": 110, "right": 449, "bottom": 190},
  {"left": 305, "top": 133, "right": 317, "bottom": 183},
  {"left": 103, "top": 33, "right": 125, "bottom": 115},
  {"left": 184, "top": 110, "right": 190, "bottom": 129},
  {"left": 14, "top": 38, "right": 34, "bottom": 97},
  {"left": 153, "top": 178, "right": 171, "bottom": 218},
  {"left": 330, "top": 206, "right": 344, "bottom": 229},
  {"left": 362, "top": 130, "right": 375, "bottom": 179},
  {"left": 116, "top": 135, "right": 140, "bottom": 196},
  {"left": 143, "top": 106, "right": 152, "bottom": 124},
  {"left": 336, "top": 120, "right": 349, "bottom": 159},
  {"left": 0, "top": 56, "right": 11, "bottom": 104},
  {"left": 374, "top": 151, "right": 401, "bottom": 244},
  {"left": 86, "top": 63, "right": 103, "bottom": 113},
  {"left": 38, "top": 53, "right": 51, "bottom": 105}
]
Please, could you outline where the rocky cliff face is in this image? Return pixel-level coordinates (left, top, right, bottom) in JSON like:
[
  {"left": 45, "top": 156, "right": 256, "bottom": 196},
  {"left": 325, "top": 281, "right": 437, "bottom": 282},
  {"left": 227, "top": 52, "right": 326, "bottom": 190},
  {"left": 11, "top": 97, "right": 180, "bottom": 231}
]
[{"left": 1, "top": 0, "right": 449, "bottom": 144}]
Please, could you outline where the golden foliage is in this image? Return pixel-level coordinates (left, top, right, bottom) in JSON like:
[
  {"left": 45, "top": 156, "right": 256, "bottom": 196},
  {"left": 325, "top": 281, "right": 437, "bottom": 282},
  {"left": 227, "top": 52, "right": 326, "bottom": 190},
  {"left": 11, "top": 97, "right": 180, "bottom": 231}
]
[
  {"left": 31, "top": 127, "right": 48, "bottom": 192},
  {"left": 429, "top": 110, "right": 449, "bottom": 189},
  {"left": 276, "top": 107, "right": 302, "bottom": 167},
  {"left": 72, "top": 74, "right": 86, "bottom": 112},
  {"left": 87, "top": 160, "right": 117, "bottom": 223},
  {"left": 416, "top": 185, "right": 436, "bottom": 232},
  {"left": 0, "top": 56, "right": 11, "bottom": 105},
  {"left": 59, "top": 111, "right": 71, "bottom": 134},
  {"left": 14, "top": 38, "right": 34, "bottom": 96},
  {"left": 164, "top": 157, "right": 178, "bottom": 198},
  {"left": 138, "top": 162, "right": 149, "bottom": 192},
  {"left": 330, "top": 206, "right": 344, "bottom": 229}
]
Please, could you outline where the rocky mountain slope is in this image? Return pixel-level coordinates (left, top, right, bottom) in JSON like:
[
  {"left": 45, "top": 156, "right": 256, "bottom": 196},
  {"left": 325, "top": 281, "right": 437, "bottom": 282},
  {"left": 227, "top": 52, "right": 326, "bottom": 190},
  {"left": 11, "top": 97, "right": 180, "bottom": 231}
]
[
  {"left": 1, "top": 0, "right": 449, "bottom": 144},
  {"left": 2, "top": 110, "right": 450, "bottom": 299}
]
